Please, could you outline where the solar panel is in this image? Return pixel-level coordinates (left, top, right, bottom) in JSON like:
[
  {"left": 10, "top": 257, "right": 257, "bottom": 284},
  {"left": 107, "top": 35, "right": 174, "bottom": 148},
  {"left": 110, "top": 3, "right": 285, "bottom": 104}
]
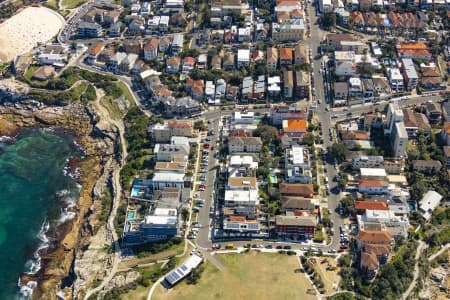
[
  {"left": 225, "top": 223, "right": 240, "bottom": 229},
  {"left": 248, "top": 223, "right": 259, "bottom": 230},
  {"left": 180, "top": 265, "right": 188, "bottom": 271}
]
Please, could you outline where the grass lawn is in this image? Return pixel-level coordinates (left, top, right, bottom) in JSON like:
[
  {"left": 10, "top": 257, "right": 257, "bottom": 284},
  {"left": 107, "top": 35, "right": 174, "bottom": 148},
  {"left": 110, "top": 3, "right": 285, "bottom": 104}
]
[
  {"left": 313, "top": 257, "right": 341, "bottom": 294},
  {"left": 44, "top": 0, "right": 59, "bottom": 10},
  {"left": 115, "top": 81, "right": 135, "bottom": 106},
  {"left": 24, "top": 65, "right": 40, "bottom": 81},
  {"left": 121, "top": 285, "right": 148, "bottom": 300},
  {"left": 119, "top": 240, "right": 185, "bottom": 269},
  {"left": 101, "top": 96, "right": 123, "bottom": 120},
  {"left": 61, "top": 0, "right": 87, "bottom": 9},
  {"left": 154, "top": 252, "right": 317, "bottom": 300}
]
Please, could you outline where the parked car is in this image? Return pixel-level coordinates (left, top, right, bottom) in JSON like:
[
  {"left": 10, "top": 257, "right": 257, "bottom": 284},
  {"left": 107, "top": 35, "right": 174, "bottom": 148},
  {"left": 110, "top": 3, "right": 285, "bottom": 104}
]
[
  {"left": 283, "top": 245, "right": 292, "bottom": 250},
  {"left": 276, "top": 245, "right": 283, "bottom": 249}
]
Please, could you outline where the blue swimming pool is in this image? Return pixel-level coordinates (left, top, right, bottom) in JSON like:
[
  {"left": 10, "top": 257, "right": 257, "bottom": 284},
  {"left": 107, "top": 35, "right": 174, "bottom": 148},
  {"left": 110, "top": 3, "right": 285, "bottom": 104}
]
[
  {"left": 128, "top": 211, "right": 135, "bottom": 219},
  {"left": 131, "top": 187, "right": 141, "bottom": 197}
]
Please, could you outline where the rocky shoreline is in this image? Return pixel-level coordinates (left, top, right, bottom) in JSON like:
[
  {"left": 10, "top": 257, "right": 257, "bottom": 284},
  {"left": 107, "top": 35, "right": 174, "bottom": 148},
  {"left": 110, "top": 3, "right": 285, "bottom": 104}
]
[{"left": 0, "top": 103, "right": 121, "bottom": 299}]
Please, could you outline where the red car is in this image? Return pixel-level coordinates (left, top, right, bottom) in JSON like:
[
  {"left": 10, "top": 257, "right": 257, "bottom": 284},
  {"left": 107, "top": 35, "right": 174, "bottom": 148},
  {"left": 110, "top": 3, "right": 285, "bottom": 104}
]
[
  {"left": 199, "top": 184, "right": 206, "bottom": 191},
  {"left": 340, "top": 244, "right": 348, "bottom": 249},
  {"left": 337, "top": 249, "right": 344, "bottom": 253},
  {"left": 203, "top": 144, "right": 210, "bottom": 149}
]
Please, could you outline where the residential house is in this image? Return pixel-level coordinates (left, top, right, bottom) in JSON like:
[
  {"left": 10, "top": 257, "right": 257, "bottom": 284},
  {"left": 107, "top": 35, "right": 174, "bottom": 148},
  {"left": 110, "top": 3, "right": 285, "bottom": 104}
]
[
  {"left": 279, "top": 183, "right": 314, "bottom": 198},
  {"left": 223, "top": 52, "right": 235, "bottom": 71},
  {"left": 166, "top": 57, "right": 180, "bottom": 73},
  {"left": 420, "top": 63, "right": 444, "bottom": 90},
  {"left": 171, "top": 34, "right": 184, "bottom": 55},
  {"left": 412, "top": 160, "right": 442, "bottom": 174},
  {"left": 272, "top": 19, "right": 305, "bottom": 43},
  {"left": 159, "top": 36, "right": 172, "bottom": 53},
  {"left": 162, "top": 96, "right": 201, "bottom": 118},
  {"left": 425, "top": 102, "right": 442, "bottom": 124},
  {"left": 387, "top": 68, "right": 404, "bottom": 92},
  {"left": 185, "top": 77, "right": 204, "bottom": 101},
  {"left": 334, "top": 82, "right": 349, "bottom": 107},
  {"left": 119, "top": 53, "right": 138, "bottom": 73},
  {"left": 283, "top": 70, "right": 294, "bottom": 98},
  {"left": 144, "top": 38, "right": 159, "bottom": 61},
  {"left": 268, "top": 76, "right": 281, "bottom": 98},
  {"left": 285, "top": 145, "right": 312, "bottom": 183},
  {"left": 275, "top": 215, "right": 317, "bottom": 240},
  {"left": 267, "top": 47, "right": 278, "bottom": 71},
  {"left": 294, "top": 44, "right": 308, "bottom": 64},
  {"left": 372, "top": 77, "right": 391, "bottom": 95},
  {"left": 348, "top": 77, "right": 363, "bottom": 100},
  {"left": 397, "top": 42, "right": 432, "bottom": 61},
  {"left": 228, "top": 137, "right": 263, "bottom": 154},
  {"left": 108, "top": 51, "right": 127, "bottom": 73},
  {"left": 358, "top": 180, "right": 389, "bottom": 194},
  {"left": 77, "top": 22, "right": 102, "bottom": 38},
  {"left": 319, "top": 0, "right": 333, "bottom": 12},
  {"left": 294, "top": 71, "right": 309, "bottom": 99},
  {"left": 352, "top": 156, "right": 384, "bottom": 169},
  {"left": 280, "top": 47, "right": 293, "bottom": 66},
  {"left": 87, "top": 44, "right": 105, "bottom": 64},
  {"left": 197, "top": 54, "right": 207, "bottom": 70},
  {"left": 154, "top": 143, "right": 189, "bottom": 162},
  {"left": 401, "top": 58, "right": 419, "bottom": 91},
  {"left": 419, "top": 191, "right": 443, "bottom": 220},
  {"left": 182, "top": 57, "right": 195, "bottom": 73},
  {"left": 211, "top": 55, "right": 222, "bottom": 70},
  {"left": 237, "top": 49, "right": 250, "bottom": 68},
  {"left": 223, "top": 216, "right": 260, "bottom": 233},
  {"left": 326, "top": 34, "right": 358, "bottom": 50},
  {"left": 362, "top": 79, "right": 374, "bottom": 99},
  {"left": 270, "top": 105, "right": 306, "bottom": 126}
]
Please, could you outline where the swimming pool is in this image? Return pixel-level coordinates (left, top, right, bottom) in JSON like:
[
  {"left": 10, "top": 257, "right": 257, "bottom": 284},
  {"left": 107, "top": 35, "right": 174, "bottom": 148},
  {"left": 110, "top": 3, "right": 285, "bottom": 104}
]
[
  {"left": 131, "top": 187, "right": 141, "bottom": 197},
  {"left": 128, "top": 211, "right": 135, "bottom": 219},
  {"left": 269, "top": 174, "right": 277, "bottom": 184}
]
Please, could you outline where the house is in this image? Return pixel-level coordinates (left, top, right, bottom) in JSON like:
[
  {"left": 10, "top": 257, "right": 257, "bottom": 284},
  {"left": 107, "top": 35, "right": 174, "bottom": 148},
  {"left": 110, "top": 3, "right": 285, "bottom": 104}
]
[
  {"left": 360, "top": 168, "right": 387, "bottom": 180},
  {"left": 197, "top": 54, "right": 207, "bottom": 70},
  {"left": 182, "top": 57, "right": 195, "bottom": 73},
  {"left": 294, "top": 71, "right": 309, "bottom": 99},
  {"left": 357, "top": 230, "right": 392, "bottom": 248},
  {"left": 284, "top": 145, "right": 312, "bottom": 183},
  {"left": 128, "top": 17, "right": 146, "bottom": 33},
  {"left": 210, "top": 0, "right": 249, "bottom": 17},
  {"left": 144, "top": 38, "right": 159, "bottom": 61},
  {"left": 412, "top": 160, "right": 442, "bottom": 174},
  {"left": 268, "top": 76, "right": 281, "bottom": 97},
  {"left": 282, "top": 119, "right": 308, "bottom": 141},
  {"left": 402, "top": 109, "right": 431, "bottom": 138},
  {"left": 237, "top": 49, "right": 250, "bottom": 68},
  {"left": 154, "top": 143, "right": 189, "bottom": 162},
  {"left": 228, "top": 137, "right": 263, "bottom": 154},
  {"left": 272, "top": 19, "right": 305, "bottom": 43},
  {"left": 334, "top": 82, "right": 349, "bottom": 107},
  {"left": 171, "top": 34, "right": 184, "bottom": 55},
  {"left": 270, "top": 105, "right": 306, "bottom": 126},
  {"left": 281, "top": 197, "right": 316, "bottom": 213},
  {"left": 419, "top": 191, "right": 443, "bottom": 220},
  {"left": 185, "top": 77, "right": 204, "bottom": 101},
  {"left": 275, "top": 215, "right": 317, "bottom": 240},
  {"left": 162, "top": 96, "right": 201, "bottom": 117},
  {"left": 77, "top": 22, "right": 102, "bottom": 38},
  {"left": 267, "top": 47, "right": 278, "bottom": 71},
  {"left": 355, "top": 201, "right": 389, "bottom": 212},
  {"left": 211, "top": 55, "right": 222, "bottom": 70},
  {"left": 294, "top": 44, "right": 308, "bottom": 64},
  {"left": 159, "top": 36, "right": 172, "bottom": 53},
  {"left": 223, "top": 52, "right": 235, "bottom": 71},
  {"left": 224, "top": 190, "right": 259, "bottom": 207},
  {"left": 358, "top": 180, "right": 389, "bottom": 195},
  {"left": 372, "top": 77, "right": 391, "bottom": 95},
  {"left": 362, "top": 79, "right": 374, "bottom": 99},
  {"left": 387, "top": 68, "right": 404, "bottom": 92},
  {"left": 338, "top": 41, "right": 368, "bottom": 54},
  {"left": 32, "top": 66, "right": 55, "bottom": 81},
  {"left": 215, "top": 79, "right": 226, "bottom": 101},
  {"left": 391, "top": 121, "right": 408, "bottom": 158},
  {"left": 279, "top": 183, "right": 314, "bottom": 198},
  {"left": 227, "top": 176, "right": 258, "bottom": 190},
  {"left": 108, "top": 51, "right": 127, "bottom": 73},
  {"left": 352, "top": 156, "right": 384, "bottom": 169},
  {"left": 397, "top": 42, "right": 432, "bottom": 61},
  {"left": 280, "top": 47, "right": 293, "bottom": 66},
  {"left": 238, "top": 27, "right": 251, "bottom": 42},
  {"left": 326, "top": 33, "right": 358, "bottom": 51},
  {"left": 425, "top": 102, "right": 442, "bottom": 124},
  {"left": 166, "top": 57, "right": 180, "bottom": 73},
  {"left": 283, "top": 70, "right": 294, "bottom": 98},
  {"left": 87, "top": 44, "right": 105, "bottom": 64},
  {"left": 119, "top": 53, "right": 138, "bottom": 73},
  {"left": 360, "top": 244, "right": 391, "bottom": 280},
  {"left": 13, "top": 55, "right": 31, "bottom": 75},
  {"left": 401, "top": 58, "right": 418, "bottom": 91},
  {"left": 223, "top": 216, "right": 260, "bottom": 233},
  {"left": 348, "top": 77, "right": 363, "bottom": 100}
]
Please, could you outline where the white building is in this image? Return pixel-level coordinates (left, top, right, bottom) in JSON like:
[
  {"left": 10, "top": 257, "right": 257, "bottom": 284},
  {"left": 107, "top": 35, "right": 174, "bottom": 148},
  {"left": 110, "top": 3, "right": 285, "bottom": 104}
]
[
  {"left": 388, "top": 68, "right": 404, "bottom": 92},
  {"left": 285, "top": 145, "right": 312, "bottom": 183},
  {"left": 391, "top": 122, "right": 408, "bottom": 159},
  {"left": 419, "top": 191, "right": 443, "bottom": 220},
  {"left": 224, "top": 190, "right": 259, "bottom": 207},
  {"left": 232, "top": 111, "right": 255, "bottom": 124},
  {"left": 360, "top": 168, "right": 387, "bottom": 180},
  {"left": 151, "top": 172, "right": 185, "bottom": 190},
  {"left": 385, "top": 102, "right": 404, "bottom": 136},
  {"left": 352, "top": 156, "right": 384, "bottom": 169},
  {"left": 237, "top": 49, "right": 250, "bottom": 68}
]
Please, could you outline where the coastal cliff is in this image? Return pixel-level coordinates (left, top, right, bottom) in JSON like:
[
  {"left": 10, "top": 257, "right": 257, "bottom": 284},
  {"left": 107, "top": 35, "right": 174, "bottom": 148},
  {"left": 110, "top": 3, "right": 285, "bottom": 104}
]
[{"left": 0, "top": 103, "right": 120, "bottom": 299}]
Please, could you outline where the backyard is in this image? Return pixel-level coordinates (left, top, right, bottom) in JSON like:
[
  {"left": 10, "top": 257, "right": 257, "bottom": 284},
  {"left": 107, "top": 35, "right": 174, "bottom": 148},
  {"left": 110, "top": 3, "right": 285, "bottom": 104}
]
[{"left": 153, "top": 251, "right": 317, "bottom": 300}]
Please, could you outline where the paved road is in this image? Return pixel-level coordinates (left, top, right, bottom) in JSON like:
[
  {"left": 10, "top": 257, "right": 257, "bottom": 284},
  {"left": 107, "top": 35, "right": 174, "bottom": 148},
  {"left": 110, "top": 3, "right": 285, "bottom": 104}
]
[{"left": 308, "top": 2, "right": 343, "bottom": 252}]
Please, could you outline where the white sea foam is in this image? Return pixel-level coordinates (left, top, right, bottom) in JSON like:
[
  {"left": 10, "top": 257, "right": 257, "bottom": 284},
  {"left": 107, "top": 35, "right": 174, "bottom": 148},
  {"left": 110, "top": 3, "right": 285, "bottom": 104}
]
[{"left": 18, "top": 279, "right": 37, "bottom": 299}]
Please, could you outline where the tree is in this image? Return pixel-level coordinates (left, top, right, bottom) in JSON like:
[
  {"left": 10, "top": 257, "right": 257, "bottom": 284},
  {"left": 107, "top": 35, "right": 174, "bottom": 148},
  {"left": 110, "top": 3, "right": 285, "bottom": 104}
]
[
  {"left": 328, "top": 143, "right": 348, "bottom": 163},
  {"left": 253, "top": 125, "right": 277, "bottom": 145},
  {"left": 302, "top": 133, "right": 315, "bottom": 146},
  {"left": 193, "top": 120, "right": 207, "bottom": 131},
  {"left": 181, "top": 208, "right": 189, "bottom": 222},
  {"left": 320, "top": 13, "right": 336, "bottom": 30}
]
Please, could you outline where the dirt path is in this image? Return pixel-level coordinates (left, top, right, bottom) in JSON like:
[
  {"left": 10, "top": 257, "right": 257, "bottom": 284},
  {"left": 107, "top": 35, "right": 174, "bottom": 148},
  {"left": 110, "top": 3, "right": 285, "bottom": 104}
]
[
  {"left": 402, "top": 241, "right": 425, "bottom": 300},
  {"left": 83, "top": 87, "right": 127, "bottom": 300}
]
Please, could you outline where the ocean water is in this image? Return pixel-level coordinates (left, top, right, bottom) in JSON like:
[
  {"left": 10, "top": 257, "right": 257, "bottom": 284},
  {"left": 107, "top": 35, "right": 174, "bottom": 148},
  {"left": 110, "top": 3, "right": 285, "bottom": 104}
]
[{"left": 0, "top": 128, "right": 81, "bottom": 299}]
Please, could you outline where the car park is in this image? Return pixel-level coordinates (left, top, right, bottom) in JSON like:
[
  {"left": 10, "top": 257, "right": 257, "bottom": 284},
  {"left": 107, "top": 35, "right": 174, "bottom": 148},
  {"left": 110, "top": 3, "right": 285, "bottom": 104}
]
[
  {"left": 283, "top": 245, "right": 292, "bottom": 250},
  {"left": 276, "top": 245, "right": 283, "bottom": 249}
]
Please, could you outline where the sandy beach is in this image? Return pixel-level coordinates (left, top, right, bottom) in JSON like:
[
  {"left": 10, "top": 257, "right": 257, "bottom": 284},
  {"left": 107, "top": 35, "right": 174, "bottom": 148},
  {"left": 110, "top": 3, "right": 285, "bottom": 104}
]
[{"left": 0, "top": 7, "right": 65, "bottom": 62}]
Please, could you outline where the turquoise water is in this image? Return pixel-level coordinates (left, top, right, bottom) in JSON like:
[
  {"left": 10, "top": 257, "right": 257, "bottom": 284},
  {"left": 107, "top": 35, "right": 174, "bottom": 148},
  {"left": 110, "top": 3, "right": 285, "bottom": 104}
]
[{"left": 0, "top": 128, "right": 80, "bottom": 299}]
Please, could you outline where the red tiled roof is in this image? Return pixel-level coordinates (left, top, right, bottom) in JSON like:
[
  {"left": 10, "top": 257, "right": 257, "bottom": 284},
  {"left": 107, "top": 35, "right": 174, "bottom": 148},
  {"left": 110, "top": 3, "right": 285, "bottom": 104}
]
[
  {"left": 280, "top": 48, "right": 293, "bottom": 60},
  {"left": 359, "top": 180, "right": 386, "bottom": 187},
  {"left": 168, "top": 121, "right": 191, "bottom": 128},
  {"left": 355, "top": 201, "right": 388, "bottom": 211},
  {"left": 361, "top": 252, "right": 379, "bottom": 270},
  {"left": 359, "top": 230, "right": 392, "bottom": 243}
]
